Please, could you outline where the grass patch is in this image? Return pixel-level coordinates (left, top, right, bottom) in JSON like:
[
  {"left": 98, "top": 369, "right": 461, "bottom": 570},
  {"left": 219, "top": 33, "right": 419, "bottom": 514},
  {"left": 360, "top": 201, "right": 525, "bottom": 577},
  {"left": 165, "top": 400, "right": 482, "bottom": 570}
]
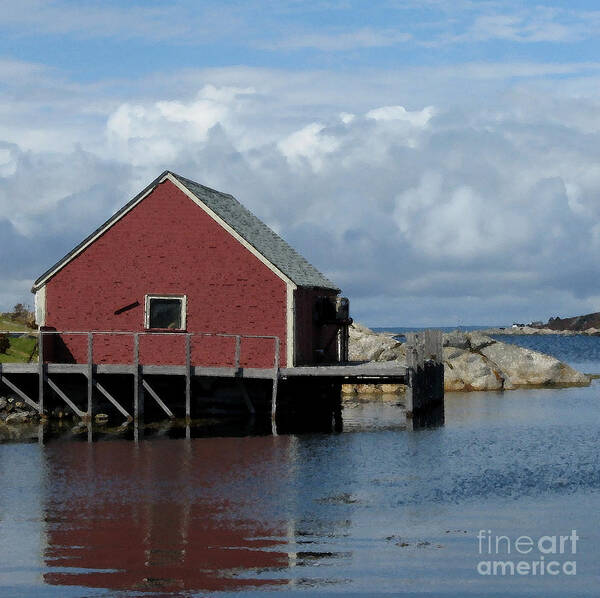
[
  {"left": 0, "top": 335, "right": 38, "bottom": 363},
  {"left": 0, "top": 317, "right": 32, "bottom": 333}
]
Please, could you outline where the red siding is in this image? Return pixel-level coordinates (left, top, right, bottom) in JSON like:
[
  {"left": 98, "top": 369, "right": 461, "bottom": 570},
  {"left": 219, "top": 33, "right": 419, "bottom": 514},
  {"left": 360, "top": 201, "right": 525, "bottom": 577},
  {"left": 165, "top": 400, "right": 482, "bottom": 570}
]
[{"left": 44, "top": 180, "right": 287, "bottom": 368}]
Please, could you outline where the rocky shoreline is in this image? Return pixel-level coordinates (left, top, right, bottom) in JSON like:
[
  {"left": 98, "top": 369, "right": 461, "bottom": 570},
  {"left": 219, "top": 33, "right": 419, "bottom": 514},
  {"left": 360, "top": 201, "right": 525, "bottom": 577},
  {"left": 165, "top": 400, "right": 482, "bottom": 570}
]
[
  {"left": 343, "top": 323, "right": 590, "bottom": 397},
  {"left": 0, "top": 396, "right": 42, "bottom": 440}
]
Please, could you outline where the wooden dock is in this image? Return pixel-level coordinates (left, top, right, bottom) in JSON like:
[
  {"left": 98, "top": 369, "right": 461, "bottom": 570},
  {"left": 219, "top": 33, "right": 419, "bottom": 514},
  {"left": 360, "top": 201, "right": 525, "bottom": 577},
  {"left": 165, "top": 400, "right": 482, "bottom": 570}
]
[{"left": 0, "top": 329, "right": 443, "bottom": 433}]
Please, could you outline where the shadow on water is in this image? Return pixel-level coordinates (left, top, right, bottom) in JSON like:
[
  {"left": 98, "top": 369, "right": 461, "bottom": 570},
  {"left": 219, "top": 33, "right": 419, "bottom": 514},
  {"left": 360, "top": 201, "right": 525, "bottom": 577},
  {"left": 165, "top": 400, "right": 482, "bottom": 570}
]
[{"left": 3, "top": 400, "right": 443, "bottom": 445}]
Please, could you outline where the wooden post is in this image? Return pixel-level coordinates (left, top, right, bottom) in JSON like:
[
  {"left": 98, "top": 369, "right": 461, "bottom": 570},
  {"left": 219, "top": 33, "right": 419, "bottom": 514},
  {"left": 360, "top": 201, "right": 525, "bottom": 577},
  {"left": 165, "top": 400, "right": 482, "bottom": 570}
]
[
  {"left": 405, "top": 330, "right": 444, "bottom": 420},
  {"left": 38, "top": 330, "right": 45, "bottom": 414},
  {"left": 424, "top": 329, "right": 444, "bottom": 404},
  {"left": 234, "top": 335, "right": 241, "bottom": 370},
  {"left": 185, "top": 333, "right": 191, "bottom": 421},
  {"left": 271, "top": 337, "right": 280, "bottom": 436},
  {"left": 405, "top": 333, "right": 424, "bottom": 416},
  {"left": 87, "top": 332, "right": 93, "bottom": 420},
  {"left": 405, "top": 341, "right": 418, "bottom": 416},
  {"left": 133, "top": 333, "right": 144, "bottom": 422}
]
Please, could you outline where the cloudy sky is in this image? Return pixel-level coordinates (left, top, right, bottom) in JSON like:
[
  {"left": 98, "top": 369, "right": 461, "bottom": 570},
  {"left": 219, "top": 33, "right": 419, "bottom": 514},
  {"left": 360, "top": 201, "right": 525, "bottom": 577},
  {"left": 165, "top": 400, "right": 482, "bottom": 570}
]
[{"left": 2, "top": 0, "right": 600, "bottom": 326}]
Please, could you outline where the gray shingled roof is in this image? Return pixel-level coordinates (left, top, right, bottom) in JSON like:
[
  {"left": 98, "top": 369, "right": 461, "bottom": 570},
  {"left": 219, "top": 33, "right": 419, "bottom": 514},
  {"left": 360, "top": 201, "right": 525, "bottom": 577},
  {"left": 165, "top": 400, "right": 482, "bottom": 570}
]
[
  {"left": 172, "top": 173, "right": 338, "bottom": 290},
  {"left": 33, "top": 171, "right": 339, "bottom": 291}
]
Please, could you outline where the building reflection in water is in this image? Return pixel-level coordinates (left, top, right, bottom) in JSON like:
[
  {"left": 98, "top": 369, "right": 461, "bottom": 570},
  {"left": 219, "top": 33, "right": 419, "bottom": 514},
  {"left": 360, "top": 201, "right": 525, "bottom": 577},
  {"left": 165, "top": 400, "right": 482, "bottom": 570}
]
[
  {"left": 37, "top": 401, "right": 427, "bottom": 595},
  {"left": 41, "top": 433, "right": 298, "bottom": 594}
]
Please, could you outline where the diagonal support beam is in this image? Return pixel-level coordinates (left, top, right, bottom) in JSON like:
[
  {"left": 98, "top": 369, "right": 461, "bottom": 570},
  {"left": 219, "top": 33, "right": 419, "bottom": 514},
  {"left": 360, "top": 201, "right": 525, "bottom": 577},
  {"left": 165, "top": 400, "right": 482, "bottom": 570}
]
[
  {"left": 1, "top": 376, "right": 41, "bottom": 413},
  {"left": 236, "top": 380, "right": 255, "bottom": 415},
  {"left": 142, "top": 379, "right": 175, "bottom": 419},
  {"left": 94, "top": 380, "right": 132, "bottom": 421},
  {"left": 47, "top": 377, "right": 86, "bottom": 418}
]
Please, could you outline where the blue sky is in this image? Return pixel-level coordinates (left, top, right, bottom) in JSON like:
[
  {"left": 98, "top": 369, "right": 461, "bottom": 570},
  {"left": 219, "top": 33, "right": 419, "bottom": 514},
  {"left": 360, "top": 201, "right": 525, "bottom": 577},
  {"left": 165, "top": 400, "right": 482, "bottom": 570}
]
[{"left": 2, "top": 0, "right": 600, "bottom": 325}]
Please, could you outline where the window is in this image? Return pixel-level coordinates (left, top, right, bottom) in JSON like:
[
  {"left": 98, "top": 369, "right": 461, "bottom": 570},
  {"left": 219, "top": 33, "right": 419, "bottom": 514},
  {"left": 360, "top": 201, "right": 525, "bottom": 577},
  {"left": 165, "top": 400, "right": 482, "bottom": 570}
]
[{"left": 145, "top": 295, "right": 187, "bottom": 330}]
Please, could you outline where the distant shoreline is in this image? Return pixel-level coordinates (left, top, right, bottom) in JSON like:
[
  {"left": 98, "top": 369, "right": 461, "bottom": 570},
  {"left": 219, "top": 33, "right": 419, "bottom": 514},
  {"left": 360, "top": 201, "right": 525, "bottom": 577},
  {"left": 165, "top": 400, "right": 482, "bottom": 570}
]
[
  {"left": 482, "top": 326, "right": 600, "bottom": 337},
  {"left": 373, "top": 325, "right": 600, "bottom": 337}
]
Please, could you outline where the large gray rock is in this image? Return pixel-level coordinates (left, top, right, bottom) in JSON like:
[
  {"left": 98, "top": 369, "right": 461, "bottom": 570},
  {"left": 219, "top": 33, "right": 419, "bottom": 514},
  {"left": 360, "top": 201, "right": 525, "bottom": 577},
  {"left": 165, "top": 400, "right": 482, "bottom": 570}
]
[
  {"left": 467, "top": 332, "right": 496, "bottom": 351},
  {"left": 443, "top": 332, "right": 471, "bottom": 350},
  {"left": 348, "top": 323, "right": 404, "bottom": 362},
  {"left": 480, "top": 342, "right": 589, "bottom": 387},
  {"left": 443, "top": 347, "right": 504, "bottom": 391},
  {"left": 346, "top": 323, "right": 589, "bottom": 395}
]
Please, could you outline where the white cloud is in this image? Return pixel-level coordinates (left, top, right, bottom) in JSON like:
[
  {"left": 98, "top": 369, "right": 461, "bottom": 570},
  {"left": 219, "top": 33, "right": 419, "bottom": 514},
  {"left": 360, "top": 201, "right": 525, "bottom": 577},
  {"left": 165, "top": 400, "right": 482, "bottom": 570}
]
[
  {"left": 366, "top": 105, "right": 435, "bottom": 126},
  {"left": 278, "top": 123, "right": 341, "bottom": 171},
  {"left": 0, "top": 146, "right": 17, "bottom": 177},
  {"left": 105, "top": 85, "right": 256, "bottom": 167},
  {"left": 3, "top": 63, "right": 600, "bottom": 324}
]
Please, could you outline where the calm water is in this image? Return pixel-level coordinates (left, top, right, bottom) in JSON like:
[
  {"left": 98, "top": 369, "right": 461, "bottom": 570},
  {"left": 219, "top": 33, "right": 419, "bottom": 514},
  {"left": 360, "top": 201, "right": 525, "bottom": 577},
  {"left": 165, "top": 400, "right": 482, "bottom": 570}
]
[{"left": 1, "top": 336, "right": 600, "bottom": 597}]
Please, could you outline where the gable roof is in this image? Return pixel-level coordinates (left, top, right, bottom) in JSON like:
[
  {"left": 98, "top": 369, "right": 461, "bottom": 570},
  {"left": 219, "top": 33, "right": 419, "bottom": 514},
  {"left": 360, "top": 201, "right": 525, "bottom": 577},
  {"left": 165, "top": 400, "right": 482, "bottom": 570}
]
[{"left": 32, "top": 171, "right": 339, "bottom": 292}]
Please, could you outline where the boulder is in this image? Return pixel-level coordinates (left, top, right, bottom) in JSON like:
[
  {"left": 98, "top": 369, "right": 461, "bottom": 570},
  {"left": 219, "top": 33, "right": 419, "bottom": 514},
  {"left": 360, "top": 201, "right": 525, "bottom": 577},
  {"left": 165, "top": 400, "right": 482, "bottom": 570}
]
[
  {"left": 443, "top": 347, "right": 504, "bottom": 391},
  {"left": 467, "top": 332, "right": 496, "bottom": 351},
  {"left": 5, "top": 412, "right": 31, "bottom": 425},
  {"left": 349, "top": 323, "right": 403, "bottom": 362},
  {"left": 0, "top": 397, "right": 7, "bottom": 412},
  {"left": 443, "top": 331, "right": 470, "bottom": 350},
  {"left": 480, "top": 342, "right": 589, "bottom": 387}
]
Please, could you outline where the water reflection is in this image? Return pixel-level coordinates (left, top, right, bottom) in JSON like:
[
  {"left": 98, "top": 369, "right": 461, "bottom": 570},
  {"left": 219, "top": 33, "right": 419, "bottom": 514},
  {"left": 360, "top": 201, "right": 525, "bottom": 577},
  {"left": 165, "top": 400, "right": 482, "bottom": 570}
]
[
  {"left": 2, "top": 399, "right": 441, "bottom": 595},
  {"left": 39, "top": 429, "right": 356, "bottom": 595},
  {"left": 4, "top": 387, "right": 600, "bottom": 596},
  {"left": 42, "top": 437, "right": 288, "bottom": 593}
]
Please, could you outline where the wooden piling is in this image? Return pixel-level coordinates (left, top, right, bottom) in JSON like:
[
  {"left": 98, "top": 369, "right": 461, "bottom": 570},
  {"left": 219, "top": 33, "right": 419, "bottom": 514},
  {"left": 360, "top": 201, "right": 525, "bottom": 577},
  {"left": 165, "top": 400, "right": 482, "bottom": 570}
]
[
  {"left": 271, "top": 337, "right": 280, "bottom": 436},
  {"left": 185, "top": 333, "right": 191, "bottom": 420},
  {"left": 87, "top": 332, "right": 93, "bottom": 420},
  {"left": 405, "top": 329, "right": 444, "bottom": 418},
  {"left": 38, "top": 330, "right": 45, "bottom": 414},
  {"left": 133, "top": 333, "right": 144, "bottom": 421}
]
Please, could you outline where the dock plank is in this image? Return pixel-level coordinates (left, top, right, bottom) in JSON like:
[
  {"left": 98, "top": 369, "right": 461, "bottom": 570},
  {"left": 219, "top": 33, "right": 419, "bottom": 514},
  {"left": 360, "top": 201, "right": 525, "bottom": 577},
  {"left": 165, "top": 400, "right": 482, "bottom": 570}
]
[
  {"left": 281, "top": 363, "right": 408, "bottom": 380},
  {"left": 1, "top": 361, "right": 407, "bottom": 381}
]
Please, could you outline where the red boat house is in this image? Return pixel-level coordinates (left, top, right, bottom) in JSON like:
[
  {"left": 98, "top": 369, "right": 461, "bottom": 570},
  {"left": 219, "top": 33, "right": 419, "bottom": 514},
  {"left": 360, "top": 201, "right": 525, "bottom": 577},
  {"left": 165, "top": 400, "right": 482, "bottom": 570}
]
[{"left": 31, "top": 171, "right": 350, "bottom": 369}]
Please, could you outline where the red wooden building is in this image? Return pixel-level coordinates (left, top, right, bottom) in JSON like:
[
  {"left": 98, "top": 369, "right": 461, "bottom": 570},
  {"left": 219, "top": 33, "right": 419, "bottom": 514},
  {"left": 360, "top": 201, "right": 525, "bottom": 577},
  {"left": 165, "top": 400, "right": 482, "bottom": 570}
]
[{"left": 32, "top": 171, "right": 350, "bottom": 369}]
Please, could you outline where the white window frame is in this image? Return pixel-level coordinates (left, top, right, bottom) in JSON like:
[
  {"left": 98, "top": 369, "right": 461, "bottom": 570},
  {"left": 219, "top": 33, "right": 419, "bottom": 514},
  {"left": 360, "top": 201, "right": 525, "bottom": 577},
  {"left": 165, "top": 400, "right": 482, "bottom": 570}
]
[{"left": 144, "top": 294, "right": 187, "bottom": 330}]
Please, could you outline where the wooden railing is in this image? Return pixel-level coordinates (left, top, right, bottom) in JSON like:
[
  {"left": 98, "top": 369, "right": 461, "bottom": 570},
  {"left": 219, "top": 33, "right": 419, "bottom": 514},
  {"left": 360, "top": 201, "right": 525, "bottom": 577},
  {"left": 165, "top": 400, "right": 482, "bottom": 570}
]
[{"left": 36, "top": 329, "right": 281, "bottom": 369}]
